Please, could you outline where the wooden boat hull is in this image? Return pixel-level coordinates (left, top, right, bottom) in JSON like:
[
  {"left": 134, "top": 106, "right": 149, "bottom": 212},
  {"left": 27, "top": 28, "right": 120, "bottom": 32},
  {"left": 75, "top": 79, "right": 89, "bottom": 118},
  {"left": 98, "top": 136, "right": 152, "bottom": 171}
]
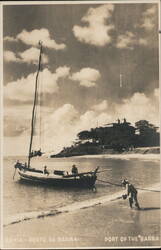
[{"left": 18, "top": 170, "right": 97, "bottom": 188}]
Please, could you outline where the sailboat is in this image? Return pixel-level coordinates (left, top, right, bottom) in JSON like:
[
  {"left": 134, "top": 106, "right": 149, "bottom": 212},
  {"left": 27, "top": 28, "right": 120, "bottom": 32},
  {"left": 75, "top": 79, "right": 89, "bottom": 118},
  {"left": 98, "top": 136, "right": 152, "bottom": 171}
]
[{"left": 13, "top": 41, "right": 99, "bottom": 188}]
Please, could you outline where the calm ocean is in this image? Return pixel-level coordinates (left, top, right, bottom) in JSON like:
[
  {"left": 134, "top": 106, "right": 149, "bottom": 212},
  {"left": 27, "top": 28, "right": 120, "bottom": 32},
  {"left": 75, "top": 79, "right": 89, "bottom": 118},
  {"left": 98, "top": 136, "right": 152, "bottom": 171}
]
[{"left": 3, "top": 154, "right": 160, "bottom": 223}]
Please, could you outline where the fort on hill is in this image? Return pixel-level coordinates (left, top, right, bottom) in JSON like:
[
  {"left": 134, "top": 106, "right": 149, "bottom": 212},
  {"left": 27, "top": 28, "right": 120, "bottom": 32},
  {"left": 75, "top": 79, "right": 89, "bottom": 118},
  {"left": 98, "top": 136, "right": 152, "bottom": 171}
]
[{"left": 51, "top": 119, "right": 160, "bottom": 158}]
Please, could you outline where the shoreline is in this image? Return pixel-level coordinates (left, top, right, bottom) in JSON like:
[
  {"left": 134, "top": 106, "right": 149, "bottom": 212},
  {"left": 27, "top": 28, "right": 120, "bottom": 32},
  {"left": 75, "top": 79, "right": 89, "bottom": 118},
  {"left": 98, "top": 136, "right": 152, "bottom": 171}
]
[
  {"left": 3, "top": 182, "right": 160, "bottom": 248},
  {"left": 51, "top": 146, "right": 160, "bottom": 158},
  {"left": 3, "top": 182, "right": 160, "bottom": 227},
  {"left": 3, "top": 146, "right": 160, "bottom": 159},
  {"left": 72, "top": 153, "right": 160, "bottom": 160}
]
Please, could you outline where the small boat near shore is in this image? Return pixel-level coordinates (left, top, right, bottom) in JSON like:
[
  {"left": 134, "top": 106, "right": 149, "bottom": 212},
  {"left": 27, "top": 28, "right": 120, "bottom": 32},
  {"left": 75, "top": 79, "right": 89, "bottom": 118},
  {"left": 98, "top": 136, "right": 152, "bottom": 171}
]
[
  {"left": 13, "top": 41, "right": 99, "bottom": 189},
  {"left": 16, "top": 165, "right": 98, "bottom": 188}
]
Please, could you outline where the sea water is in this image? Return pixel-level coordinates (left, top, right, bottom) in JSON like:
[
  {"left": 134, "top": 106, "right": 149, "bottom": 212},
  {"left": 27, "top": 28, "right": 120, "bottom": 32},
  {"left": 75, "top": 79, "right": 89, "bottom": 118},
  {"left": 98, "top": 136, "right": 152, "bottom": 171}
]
[{"left": 3, "top": 154, "right": 160, "bottom": 225}]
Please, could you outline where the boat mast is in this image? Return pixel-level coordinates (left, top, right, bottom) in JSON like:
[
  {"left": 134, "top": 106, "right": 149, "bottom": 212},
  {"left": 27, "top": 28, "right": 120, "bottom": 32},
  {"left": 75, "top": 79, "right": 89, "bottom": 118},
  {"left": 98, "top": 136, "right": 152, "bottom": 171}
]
[{"left": 27, "top": 41, "right": 43, "bottom": 168}]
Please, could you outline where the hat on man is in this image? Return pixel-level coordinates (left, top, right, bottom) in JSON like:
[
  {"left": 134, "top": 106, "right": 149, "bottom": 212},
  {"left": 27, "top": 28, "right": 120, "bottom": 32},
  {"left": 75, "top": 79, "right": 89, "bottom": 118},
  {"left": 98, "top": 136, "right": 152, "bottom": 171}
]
[{"left": 122, "top": 179, "right": 129, "bottom": 185}]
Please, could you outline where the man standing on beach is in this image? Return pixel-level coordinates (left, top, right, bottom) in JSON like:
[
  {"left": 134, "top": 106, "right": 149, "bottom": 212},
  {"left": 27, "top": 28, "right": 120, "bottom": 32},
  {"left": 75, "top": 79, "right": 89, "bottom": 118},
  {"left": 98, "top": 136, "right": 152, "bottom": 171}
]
[{"left": 122, "top": 179, "right": 140, "bottom": 210}]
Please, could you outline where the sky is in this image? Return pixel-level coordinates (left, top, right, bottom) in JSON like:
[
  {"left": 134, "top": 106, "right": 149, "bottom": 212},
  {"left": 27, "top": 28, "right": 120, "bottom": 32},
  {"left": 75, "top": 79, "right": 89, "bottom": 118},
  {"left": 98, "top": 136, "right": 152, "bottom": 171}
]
[{"left": 3, "top": 1, "right": 159, "bottom": 156}]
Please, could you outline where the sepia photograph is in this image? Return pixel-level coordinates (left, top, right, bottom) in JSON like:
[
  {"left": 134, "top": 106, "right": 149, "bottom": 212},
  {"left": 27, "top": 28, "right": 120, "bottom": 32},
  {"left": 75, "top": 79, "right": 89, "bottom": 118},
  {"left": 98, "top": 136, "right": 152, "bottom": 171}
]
[{"left": 1, "top": 0, "right": 160, "bottom": 248}]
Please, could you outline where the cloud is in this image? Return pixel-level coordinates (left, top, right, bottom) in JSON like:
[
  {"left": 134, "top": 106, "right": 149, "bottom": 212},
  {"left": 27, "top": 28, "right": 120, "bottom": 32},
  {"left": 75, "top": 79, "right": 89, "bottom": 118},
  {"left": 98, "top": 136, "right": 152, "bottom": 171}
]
[
  {"left": 140, "top": 5, "right": 157, "bottom": 31},
  {"left": 4, "top": 28, "right": 66, "bottom": 65},
  {"left": 116, "top": 5, "right": 157, "bottom": 50},
  {"left": 116, "top": 31, "right": 148, "bottom": 49},
  {"left": 46, "top": 103, "right": 114, "bottom": 151},
  {"left": 42, "top": 104, "right": 112, "bottom": 153},
  {"left": 76, "top": 90, "right": 159, "bottom": 134},
  {"left": 4, "top": 36, "right": 17, "bottom": 42},
  {"left": 4, "top": 50, "right": 21, "bottom": 63},
  {"left": 114, "top": 89, "right": 159, "bottom": 126},
  {"left": 55, "top": 66, "right": 70, "bottom": 79},
  {"left": 116, "top": 31, "right": 148, "bottom": 50},
  {"left": 42, "top": 104, "right": 79, "bottom": 152},
  {"left": 4, "top": 104, "right": 53, "bottom": 139},
  {"left": 138, "top": 38, "right": 148, "bottom": 46},
  {"left": 4, "top": 88, "right": 159, "bottom": 155},
  {"left": 18, "top": 47, "right": 48, "bottom": 64},
  {"left": 4, "top": 102, "right": 112, "bottom": 154},
  {"left": 4, "top": 66, "right": 70, "bottom": 102},
  {"left": 116, "top": 32, "right": 135, "bottom": 49},
  {"left": 4, "top": 47, "right": 49, "bottom": 64},
  {"left": 45, "top": 104, "right": 79, "bottom": 135},
  {"left": 79, "top": 110, "right": 111, "bottom": 129},
  {"left": 70, "top": 68, "right": 100, "bottom": 87},
  {"left": 73, "top": 4, "right": 114, "bottom": 46},
  {"left": 4, "top": 28, "right": 66, "bottom": 50},
  {"left": 92, "top": 100, "right": 108, "bottom": 111}
]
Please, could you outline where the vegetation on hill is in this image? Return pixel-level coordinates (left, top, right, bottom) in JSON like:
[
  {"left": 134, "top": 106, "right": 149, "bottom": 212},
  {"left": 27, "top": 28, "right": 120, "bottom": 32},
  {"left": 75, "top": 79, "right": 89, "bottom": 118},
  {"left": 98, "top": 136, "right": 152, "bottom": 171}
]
[{"left": 51, "top": 119, "right": 160, "bottom": 157}]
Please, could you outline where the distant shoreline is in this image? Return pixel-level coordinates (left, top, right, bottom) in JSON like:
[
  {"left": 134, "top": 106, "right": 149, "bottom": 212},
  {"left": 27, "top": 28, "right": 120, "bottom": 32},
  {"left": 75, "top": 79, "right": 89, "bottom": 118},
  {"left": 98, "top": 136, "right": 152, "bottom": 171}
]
[
  {"left": 50, "top": 146, "right": 160, "bottom": 158},
  {"left": 3, "top": 146, "right": 160, "bottom": 159}
]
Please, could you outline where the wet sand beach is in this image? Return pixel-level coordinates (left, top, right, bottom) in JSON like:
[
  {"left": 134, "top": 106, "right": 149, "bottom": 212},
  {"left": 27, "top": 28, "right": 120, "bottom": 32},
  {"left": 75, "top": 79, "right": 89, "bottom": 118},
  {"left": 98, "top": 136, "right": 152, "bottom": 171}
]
[{"left": 3, "top": 183, "right": 160, "bottom": 248}]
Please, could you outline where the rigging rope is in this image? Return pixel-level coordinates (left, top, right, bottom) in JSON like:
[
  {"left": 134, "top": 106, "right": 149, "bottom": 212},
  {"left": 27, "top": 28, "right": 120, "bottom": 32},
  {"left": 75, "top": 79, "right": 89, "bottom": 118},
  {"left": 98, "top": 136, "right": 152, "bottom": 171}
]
[
  {"left": 97, "top": 179, "right": 160, "bottom": 192},
  {"left": 97, "top": 179, "right": 122, "bottom": 187}
]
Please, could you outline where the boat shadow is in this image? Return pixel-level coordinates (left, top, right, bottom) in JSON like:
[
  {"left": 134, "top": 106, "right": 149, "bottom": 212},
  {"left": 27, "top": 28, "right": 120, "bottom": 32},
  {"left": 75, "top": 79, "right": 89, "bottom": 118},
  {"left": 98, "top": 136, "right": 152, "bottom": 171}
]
[{"left": 17, "top": 179, "right": 95, "bottom": 192}]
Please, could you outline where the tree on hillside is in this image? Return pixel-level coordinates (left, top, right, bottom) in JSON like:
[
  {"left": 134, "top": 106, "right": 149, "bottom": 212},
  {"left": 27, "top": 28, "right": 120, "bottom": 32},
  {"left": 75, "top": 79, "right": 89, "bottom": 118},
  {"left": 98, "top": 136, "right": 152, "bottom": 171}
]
[
  {"left": 77, "top": 130, "right": 92, "bottom": 141},
  {"left": 135, "top": 120, "right": 158, "bottom": 134},
  {"left": 135, "top": 120, "right": 159, "bottom": 146}
]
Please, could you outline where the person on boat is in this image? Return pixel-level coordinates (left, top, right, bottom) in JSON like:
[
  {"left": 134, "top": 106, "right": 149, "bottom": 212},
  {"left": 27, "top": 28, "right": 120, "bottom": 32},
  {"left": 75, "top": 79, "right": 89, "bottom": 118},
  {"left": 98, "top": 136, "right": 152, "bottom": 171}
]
[
  {"left": 37, "top": 148, "right": 42, "bottom": 156},
  {"left": 44, "top": 166, "right": 49, "bottom": 175},
  {"left": 14, "top": 160, "right": 22, "bottom": 169},
  {"left": 72, "top": 164, "right": 78, "bottom": 175},
  {"left": 122, "top": 179, "right": 140, "bottom": 209},
  {"left": 24, "top": 162, "right": 27, "bottom": 168},
  {"left": 30, "top": 151, "right": 34, "bottom": 158}
]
